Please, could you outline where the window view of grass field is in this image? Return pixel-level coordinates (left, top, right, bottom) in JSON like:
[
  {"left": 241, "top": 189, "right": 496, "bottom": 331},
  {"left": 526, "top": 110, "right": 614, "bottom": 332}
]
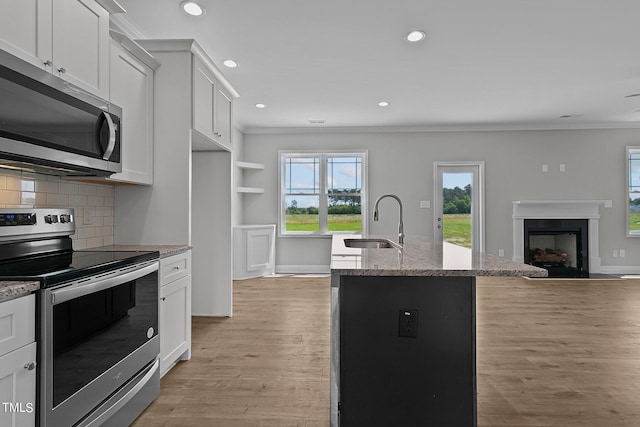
[
  {"left": 443, "top": 214, "right": 471, "bottom": 248},
  {"left": 442, "top": 173, "right": 473, "bottom": 249},
  {"left": 630, "top": 212, "right": 640, "bottom": 233},
  {"left": 285, "top": 214, "right": 362, "bottom": 232},
  {"left": 283, "top": 154, "right": 363, "bottom": 234}
]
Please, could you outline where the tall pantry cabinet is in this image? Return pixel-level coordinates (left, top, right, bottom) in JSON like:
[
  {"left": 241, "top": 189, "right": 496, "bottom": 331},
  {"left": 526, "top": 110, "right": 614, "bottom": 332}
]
[{"left": 114, "top": 39, "right": 239, "bottom": 317}]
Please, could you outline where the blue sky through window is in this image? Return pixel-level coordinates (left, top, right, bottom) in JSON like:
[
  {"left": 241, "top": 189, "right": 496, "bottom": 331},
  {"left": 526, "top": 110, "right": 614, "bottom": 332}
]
[
  {"left": 285, "top": 156, "right": 362, "bottom": 207},
  {"left": 629, "top": 152, "right": 640, "bottom": 202},
  {"left": 443, "top": 172, "right": 472, "bottom": 190}
]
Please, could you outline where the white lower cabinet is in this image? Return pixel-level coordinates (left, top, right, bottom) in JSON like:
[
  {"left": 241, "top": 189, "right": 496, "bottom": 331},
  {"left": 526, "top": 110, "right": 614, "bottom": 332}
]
[
  {"left": 159, "top": 251, "right": 192, "bottom": 376},
  {"left": 233, "top": 225, "right": 276, "bottom": 280},
  {"left": 0, "top": 295, "right": 36, "bottom": 427},
  {"left": 0, "top": 343, "right": 36, "bottom": 427}
]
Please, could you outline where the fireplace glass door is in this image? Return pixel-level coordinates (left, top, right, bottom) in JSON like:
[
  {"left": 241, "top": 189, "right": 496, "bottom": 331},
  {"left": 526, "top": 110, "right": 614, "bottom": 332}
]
[{"left": 524, "top": 219, "right": 589, "bottom": 278}]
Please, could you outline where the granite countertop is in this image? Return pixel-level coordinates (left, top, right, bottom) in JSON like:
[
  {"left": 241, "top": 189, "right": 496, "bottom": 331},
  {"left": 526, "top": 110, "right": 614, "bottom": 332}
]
[
  {"left": 84, "top": 244, "right": 192, "bottom": 258},
  {"left": 331, "top": 235, "right": 548, "bottom": 277},
  {"left": 0, "top": 281, "right": 40, "bottom": 302}
]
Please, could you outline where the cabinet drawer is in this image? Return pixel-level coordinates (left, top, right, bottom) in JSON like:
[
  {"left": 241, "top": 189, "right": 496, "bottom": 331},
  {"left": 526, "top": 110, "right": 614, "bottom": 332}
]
[
  {"left": 160, "top": 251, "right": 191, "bottom": 286},
  {"left": 0, "top": 295, "right": 35, "bottom": 357}
]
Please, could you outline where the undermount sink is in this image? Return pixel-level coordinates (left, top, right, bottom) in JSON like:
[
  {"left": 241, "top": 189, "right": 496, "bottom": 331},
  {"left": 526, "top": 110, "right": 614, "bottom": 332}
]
[{"left": 344, "top": 238, "right": 401, "bottom": 250}]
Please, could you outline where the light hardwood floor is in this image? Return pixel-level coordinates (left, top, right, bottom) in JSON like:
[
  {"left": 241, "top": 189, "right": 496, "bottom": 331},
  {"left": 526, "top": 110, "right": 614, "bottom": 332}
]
[{"left": 133, "top": 275, "right": 640, "bottom": 426}]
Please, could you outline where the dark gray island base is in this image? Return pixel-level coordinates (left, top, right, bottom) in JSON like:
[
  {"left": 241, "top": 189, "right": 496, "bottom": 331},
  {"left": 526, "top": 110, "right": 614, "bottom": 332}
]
[{"left": 330, "top": 235, "right": 547, "bottom": 426}]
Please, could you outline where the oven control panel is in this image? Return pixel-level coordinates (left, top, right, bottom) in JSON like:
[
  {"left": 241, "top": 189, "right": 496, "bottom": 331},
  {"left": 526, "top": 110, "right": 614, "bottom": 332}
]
[
  {"left": 0, "top": 208, "right": 75, "bottom": 239},
  {"left": 0, "top": 213, "right": 37, "bottom": 226}
]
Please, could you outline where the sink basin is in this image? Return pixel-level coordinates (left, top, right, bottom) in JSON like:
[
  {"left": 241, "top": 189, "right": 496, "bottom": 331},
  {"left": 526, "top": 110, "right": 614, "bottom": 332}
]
[{"left": 344, "top": 238, "right": 401, "bottom": 250}]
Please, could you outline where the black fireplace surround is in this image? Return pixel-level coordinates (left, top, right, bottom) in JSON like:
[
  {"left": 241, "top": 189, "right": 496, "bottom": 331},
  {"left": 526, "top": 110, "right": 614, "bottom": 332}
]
[{"left": 524, "top": 219, "right": 589, "bottom": 278}]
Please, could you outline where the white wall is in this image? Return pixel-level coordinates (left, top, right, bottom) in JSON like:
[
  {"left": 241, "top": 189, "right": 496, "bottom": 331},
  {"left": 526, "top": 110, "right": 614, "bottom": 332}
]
[
  {"left": 232, "top": 128, "right": 244, "bottom": 227},
  {"left": 242, "top": 128, "right": 640, "bottom": 272},
  {"left": 192, "top": 151, "right": 233, "bottom": 316}
]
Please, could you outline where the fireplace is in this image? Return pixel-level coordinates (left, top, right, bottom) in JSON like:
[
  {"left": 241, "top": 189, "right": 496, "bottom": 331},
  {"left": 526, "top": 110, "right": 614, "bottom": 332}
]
[
  {"left": 512, "top": 200, "right": 610, "bottom": 276},
  {"left": 524, "top": 219, "right": 589, "bottom": 277}
]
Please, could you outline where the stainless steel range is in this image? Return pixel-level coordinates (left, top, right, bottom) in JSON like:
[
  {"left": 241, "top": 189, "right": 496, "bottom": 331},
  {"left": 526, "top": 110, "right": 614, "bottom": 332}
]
[{"left": 0, "top": 208, "right": 160, "bottom": 427}]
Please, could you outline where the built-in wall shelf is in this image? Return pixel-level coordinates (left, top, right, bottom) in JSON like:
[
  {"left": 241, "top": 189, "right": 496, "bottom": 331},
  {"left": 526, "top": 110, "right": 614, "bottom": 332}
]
[
  {"left": 236, "top": 187, "right": 265, "bottom": 194},
  {"left": 236, "top": 161, "right": 265, "bottom": 170},
  {"left": 236, "top": 161, "right": 266, "bottom": 194}
]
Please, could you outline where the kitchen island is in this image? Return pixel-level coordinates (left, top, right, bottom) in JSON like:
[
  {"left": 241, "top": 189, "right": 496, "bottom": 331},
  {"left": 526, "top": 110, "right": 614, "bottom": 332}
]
[{"left": 330, "top": 235, "right": 546, "bottom": 427}]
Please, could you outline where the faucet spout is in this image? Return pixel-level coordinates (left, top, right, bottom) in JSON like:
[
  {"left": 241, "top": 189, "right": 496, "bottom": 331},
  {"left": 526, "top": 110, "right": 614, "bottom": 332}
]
[{"left": 373, "top": 194, "right": 404, "bottom": 245}]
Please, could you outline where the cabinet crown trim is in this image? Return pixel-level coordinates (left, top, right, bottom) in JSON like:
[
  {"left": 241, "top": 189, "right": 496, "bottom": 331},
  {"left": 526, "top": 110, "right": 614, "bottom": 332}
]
[
  {"left": 110, "top": 30, "right": 160, "bottom": 70},
  {"left": 136, "top": 39, "right": 239, "bottom": 99},
  {"left": 96, "top": 0, "right": 126, "bottom": 14}
]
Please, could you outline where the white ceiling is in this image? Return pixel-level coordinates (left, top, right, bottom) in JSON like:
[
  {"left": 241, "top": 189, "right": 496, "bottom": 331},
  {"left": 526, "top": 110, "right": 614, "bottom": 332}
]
[{"left": 116, "top": 0, "right": 640, "bottom": 133}]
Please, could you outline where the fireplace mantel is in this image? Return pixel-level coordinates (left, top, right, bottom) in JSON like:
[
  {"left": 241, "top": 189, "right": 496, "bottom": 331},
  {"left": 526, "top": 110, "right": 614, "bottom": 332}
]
[{"left": 512, "top": 200, "right": 612, "bottom": 274}]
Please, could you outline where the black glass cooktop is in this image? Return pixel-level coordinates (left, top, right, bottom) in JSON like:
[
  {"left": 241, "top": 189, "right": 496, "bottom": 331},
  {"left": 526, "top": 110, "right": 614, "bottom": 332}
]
[{"left": 0, "top": 250, "right": 159, "bottom": 288}]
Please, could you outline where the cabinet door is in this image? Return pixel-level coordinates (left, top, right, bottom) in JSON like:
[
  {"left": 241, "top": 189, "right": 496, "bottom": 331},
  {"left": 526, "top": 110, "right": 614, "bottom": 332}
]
[
  {"left": 0, "top": 295, "right": 35, "bottom": 357},
  {"left": 246, "top": 228, "right": 274, "bottom": 272},
  {"left": 0, "top": 343, "right": 37, "bottom": 427},
  {"left": 160, "top": 275, "right": 192, "bottom": 376},
  {"left": 108, "top": 40, "right": 154, "bottom": 185},
  {"left": 52, "top": 0, "right": 110, "bottom": 99},
  {"left": 193, "top": 56, "right": 216, "bottom": 141},
  {"left": 0, "top": 0, "right": 52, "bottom": 69},
  {"left": 215, "top": 86, "right": 232, "bottom": 149}
]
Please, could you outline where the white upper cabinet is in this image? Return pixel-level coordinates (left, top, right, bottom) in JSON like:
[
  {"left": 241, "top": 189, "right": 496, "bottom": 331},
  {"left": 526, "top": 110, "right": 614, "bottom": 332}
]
[
  {"left": 0, "top": 0, "right": 52, "bottom": 69},
  {"left": 108, "top": 32, "right": 158, "bottom": 185},
  {"left": 193, "top": 57, "right": 216, "bottom": 140},
  {"left": 215, "top": 85, "right": 232, "bottom": 147},
  {"left": 0, "top": 0, "right": 119, "bottom": 100},
  {"left": 192, "top": 55, "right": 234, "bottom": 150}
]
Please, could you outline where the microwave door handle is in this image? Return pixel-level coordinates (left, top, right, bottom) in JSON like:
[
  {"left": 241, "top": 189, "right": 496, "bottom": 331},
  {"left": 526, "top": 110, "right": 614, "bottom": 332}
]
[
  {"left": 51, "top": 262, "right": 158, "bottom": 305},
  {"left": 101, "top": 111, "right": 116, "bottom": 160}
]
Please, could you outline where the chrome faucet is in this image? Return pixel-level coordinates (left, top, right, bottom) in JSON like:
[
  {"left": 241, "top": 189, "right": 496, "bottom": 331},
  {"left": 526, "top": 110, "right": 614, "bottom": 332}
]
[{"left": 373, "top": 194, "right": 404, "bottom": 245}]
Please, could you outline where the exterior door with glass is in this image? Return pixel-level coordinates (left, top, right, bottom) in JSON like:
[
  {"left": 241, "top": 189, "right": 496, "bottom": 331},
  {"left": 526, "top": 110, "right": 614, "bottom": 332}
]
[{"left": 434, "top": 162, "right": 484, "bottom": 252}]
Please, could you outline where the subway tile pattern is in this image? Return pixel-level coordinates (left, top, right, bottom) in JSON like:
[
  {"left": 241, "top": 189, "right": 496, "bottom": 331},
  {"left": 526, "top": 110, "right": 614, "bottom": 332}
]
[{"left": 0, "top": 171, "right": 114, "bottom": 249}]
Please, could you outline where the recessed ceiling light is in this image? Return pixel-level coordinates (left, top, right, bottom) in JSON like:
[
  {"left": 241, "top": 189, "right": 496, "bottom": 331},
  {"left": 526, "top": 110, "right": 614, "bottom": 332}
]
[
  {"left": 181, "top": 1, "right": 205, "bottom": 16},
  {"left": 223, "top": 59, "right": 238, "bottom": 68},
  {"left": 255, "top": 103, "right": 266, "bottom": 109},
  {"left": 405, "top": 30, "right": 426, "bottom": 43},
  {"left": 378, "top": 101, "right": 390, "bottom": 107}
]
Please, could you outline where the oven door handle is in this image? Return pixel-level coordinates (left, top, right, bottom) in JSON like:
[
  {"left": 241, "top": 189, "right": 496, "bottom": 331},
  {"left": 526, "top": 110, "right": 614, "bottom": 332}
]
[
  {"left": 51, "top": 261, "right": 158, "bottom": 305},
  {"left": 77, "top": 358, "right": 159, "bottom": 427}
]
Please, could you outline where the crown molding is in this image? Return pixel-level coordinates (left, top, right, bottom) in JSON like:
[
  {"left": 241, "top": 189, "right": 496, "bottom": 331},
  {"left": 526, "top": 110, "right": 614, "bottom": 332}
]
[{"left": 240, "top": 121, "right": 640, "bottom": 135}]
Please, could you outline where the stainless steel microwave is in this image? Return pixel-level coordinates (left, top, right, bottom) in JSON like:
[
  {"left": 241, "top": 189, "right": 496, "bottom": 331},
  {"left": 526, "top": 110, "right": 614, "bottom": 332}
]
[{"left": 0, "top": 49, "right": 121, "bottom": 176}]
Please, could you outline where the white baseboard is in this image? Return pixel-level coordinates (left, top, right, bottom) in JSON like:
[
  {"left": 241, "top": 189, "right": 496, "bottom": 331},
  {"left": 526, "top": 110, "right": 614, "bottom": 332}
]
[
  {"left": 597, "top": 266, "right": 640, "bottom": 275},
  {"left": 276, "top": 264, "right": 331, "bottom": 275}
]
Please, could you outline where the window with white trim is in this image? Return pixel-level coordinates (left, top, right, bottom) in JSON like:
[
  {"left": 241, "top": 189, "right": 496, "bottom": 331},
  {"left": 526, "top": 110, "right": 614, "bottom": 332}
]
[
  {"left": 279, "top": 151, "right": 367, "bottom": 235},
  {"left": 628, "top": 146, "right": 640, "bottom": 236}
]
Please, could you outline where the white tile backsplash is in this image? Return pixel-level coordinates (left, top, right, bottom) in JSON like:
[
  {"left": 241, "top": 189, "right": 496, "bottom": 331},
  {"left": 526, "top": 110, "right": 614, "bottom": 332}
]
[
  {"left": 0, "top": 170, "right": 115, "bottom": 249},
  {"left": 58, "top": 182, "right": 79, "bottom": 195}
]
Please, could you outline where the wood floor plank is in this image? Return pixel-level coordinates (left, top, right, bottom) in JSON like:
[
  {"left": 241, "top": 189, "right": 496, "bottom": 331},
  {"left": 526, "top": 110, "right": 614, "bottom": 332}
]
[
  {"left": 133, "top": 275, "right": 640, "bottom": 426},
  {"left": 476, "top": 276, "right": 640, "bottom": 427},
  {"left": 132, "top": 276, "right": 330, "bottom": 426}
]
